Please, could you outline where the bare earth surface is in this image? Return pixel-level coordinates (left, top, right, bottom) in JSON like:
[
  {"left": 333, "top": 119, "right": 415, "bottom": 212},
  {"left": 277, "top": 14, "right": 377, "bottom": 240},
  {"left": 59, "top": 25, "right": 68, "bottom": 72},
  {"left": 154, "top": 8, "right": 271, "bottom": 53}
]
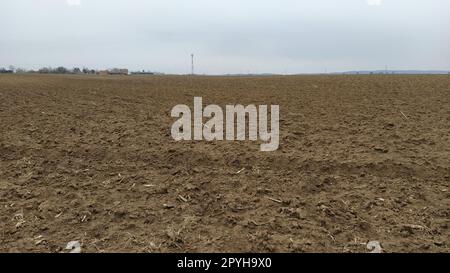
[{"left": 0, "top": 74, "right": 449, "bottom": 253}]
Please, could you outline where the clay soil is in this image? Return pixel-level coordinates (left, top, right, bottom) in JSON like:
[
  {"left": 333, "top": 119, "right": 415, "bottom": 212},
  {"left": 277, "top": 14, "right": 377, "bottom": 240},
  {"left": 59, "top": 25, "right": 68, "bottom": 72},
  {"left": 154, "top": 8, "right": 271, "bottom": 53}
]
[{"left": 0, "top": 74, "right": 449, "bottom": 253}]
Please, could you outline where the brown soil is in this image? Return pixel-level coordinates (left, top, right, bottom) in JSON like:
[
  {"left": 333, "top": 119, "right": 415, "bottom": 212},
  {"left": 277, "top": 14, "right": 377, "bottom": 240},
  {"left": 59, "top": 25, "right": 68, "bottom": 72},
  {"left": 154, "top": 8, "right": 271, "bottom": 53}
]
[{"left": 0, "top": 74, "right": 449, "bottom": 253}]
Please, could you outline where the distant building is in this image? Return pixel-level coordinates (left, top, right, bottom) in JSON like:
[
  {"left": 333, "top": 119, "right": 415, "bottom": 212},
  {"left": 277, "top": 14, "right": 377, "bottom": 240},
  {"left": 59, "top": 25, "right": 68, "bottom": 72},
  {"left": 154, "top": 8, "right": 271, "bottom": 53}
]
[
  {"left": 97, "top": 70, "right": 109, "bottom": 75},
  {"left": 108, "top": 68, "right": 128, "bottom": 75},
  {"left": 96, "top": 68, "right": 128, "bottom": 75},
  {"left": 131, "top": 70, "right": 155, "bottom": 75}
]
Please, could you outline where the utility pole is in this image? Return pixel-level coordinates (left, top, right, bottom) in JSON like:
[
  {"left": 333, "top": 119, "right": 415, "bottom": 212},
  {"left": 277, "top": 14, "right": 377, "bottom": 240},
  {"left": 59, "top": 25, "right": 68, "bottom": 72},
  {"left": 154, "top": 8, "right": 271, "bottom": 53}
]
[{"left": 191, "top": 54, "right": 194, "bottom": 75}]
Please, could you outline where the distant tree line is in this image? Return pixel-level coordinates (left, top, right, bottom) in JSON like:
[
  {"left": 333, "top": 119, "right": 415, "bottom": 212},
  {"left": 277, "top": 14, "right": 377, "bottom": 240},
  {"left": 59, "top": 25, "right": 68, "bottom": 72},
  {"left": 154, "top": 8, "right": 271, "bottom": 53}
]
[
  {"left": 0, "top": 65, "right": 16, "bottom": 73},
  {"left": 37, "top": 67, "right": 96, "bottom": 74},
  {"left": 0, "top": 68, "right": 14, "bottom": 74},
  {"left": 1, "top": 66, "right": 164, "bottom": 75},
  {"left": 0, "top": 65, "right": 97, "bottom": 74}
]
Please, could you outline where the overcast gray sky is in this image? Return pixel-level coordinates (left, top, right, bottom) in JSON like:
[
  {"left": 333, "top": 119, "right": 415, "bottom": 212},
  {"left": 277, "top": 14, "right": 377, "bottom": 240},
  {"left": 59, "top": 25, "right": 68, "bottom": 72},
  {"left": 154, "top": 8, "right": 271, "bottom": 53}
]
[{"left": 1, "top": 0, "right": 449, "bottom": 74}]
